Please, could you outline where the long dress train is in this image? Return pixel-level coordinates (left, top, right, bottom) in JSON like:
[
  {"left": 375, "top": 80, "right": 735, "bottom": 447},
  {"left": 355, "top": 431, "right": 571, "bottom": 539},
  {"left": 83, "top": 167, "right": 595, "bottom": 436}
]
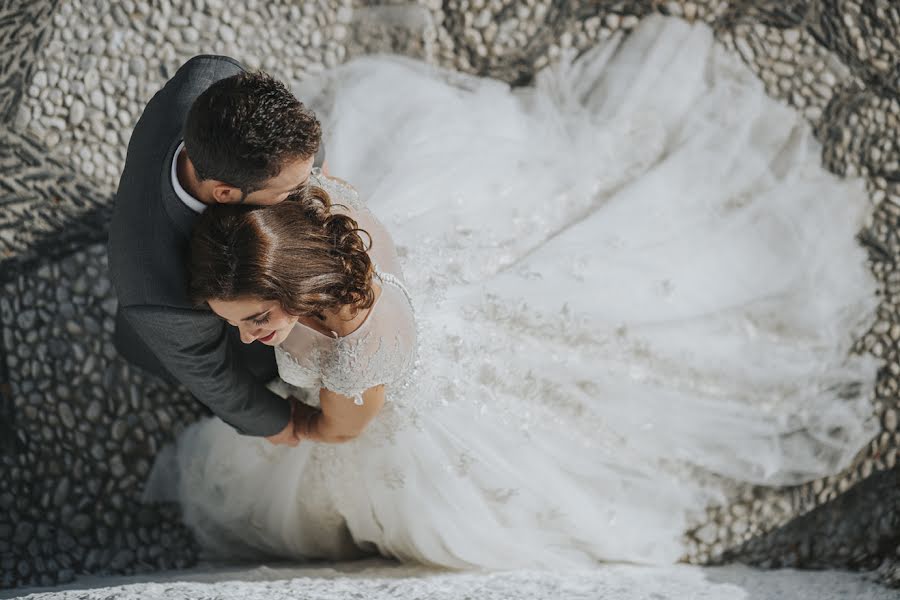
[{"left": 145, "top": 16, "right": 880, "bottom": 568}]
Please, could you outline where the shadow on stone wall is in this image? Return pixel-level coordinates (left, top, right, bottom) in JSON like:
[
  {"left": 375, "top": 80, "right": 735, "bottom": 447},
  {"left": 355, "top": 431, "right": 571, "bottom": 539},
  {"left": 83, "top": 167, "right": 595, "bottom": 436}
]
[{"left": 1, "top": 239, "right": 204, "bottom": 588}]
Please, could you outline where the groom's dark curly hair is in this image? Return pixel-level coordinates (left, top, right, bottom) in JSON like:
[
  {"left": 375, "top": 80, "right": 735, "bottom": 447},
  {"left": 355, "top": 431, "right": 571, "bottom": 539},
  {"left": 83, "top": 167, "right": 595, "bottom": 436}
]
[{"left": 183, "top": 71, "right": 321, "bottom": 194}]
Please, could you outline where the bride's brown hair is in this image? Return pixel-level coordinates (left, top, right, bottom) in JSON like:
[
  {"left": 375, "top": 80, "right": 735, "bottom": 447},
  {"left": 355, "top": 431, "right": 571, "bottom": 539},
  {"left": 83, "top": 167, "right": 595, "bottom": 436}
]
[{"left": 189, "top": 186, "right": 375, "bottom": 317}]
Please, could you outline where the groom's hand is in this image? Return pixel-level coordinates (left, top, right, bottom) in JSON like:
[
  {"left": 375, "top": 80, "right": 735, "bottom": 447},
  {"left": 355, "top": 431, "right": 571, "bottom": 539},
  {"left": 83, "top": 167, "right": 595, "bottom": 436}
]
[{"left": 264, "top": 398, "right": 300, "bottom": 447}]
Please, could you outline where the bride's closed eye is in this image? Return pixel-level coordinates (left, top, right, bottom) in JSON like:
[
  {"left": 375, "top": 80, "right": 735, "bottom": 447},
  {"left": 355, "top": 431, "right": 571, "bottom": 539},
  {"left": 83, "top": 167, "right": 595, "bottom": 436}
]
[{"left": 217, "top": 314, "right": 269, "bottom": 327}]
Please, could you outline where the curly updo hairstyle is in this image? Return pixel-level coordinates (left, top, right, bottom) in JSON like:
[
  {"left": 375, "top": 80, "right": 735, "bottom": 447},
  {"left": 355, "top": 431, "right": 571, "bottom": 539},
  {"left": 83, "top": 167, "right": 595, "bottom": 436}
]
[
  {"left": 184, "top": 70, "right": 321, "bottom": 194},
  {"left": 189, "top": 186, "right": 375, "bottom": 318}
]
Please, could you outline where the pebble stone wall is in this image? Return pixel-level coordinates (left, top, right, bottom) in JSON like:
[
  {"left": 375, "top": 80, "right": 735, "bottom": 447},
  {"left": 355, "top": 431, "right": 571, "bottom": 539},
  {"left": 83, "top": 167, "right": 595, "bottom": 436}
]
[{"left": 0, "top": 0, "right": 898, "bottom": 591}]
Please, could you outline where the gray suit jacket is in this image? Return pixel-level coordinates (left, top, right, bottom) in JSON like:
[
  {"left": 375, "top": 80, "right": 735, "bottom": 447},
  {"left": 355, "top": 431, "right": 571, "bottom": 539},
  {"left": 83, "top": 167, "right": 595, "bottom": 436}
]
[{"left": 107, "top": 55, "right": 322, "bottom": 436}]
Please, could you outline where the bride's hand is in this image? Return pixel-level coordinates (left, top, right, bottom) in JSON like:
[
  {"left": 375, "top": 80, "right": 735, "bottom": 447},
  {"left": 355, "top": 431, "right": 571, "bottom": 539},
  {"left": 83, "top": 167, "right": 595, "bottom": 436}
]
[{"left": 292, "top": 400, "right": 322, "bottom": 440}]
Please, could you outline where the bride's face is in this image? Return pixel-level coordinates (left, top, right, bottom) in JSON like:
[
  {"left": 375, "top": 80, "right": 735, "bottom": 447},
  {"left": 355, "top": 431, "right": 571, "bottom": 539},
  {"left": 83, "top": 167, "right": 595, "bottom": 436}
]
[{"left": 208, "top": 297, "right": 299, "bottom": 346}]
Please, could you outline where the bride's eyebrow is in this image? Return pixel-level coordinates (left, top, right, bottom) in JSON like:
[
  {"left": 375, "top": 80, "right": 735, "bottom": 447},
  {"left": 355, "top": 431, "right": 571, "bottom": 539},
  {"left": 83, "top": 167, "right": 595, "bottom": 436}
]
[{"left": 241, "top": 310, "right": 270, "bottom": 322}]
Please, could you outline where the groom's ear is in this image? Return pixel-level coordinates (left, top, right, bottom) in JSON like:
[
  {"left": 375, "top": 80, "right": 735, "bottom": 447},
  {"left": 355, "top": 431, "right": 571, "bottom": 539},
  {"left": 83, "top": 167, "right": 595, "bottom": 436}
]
[{"left": 211, "top": 183, "right": 244, "bottom": 204}]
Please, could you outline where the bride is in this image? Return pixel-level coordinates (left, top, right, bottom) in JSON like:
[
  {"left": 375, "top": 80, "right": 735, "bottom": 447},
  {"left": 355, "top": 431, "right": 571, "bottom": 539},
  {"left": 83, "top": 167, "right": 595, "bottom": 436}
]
[{"left": 145, "top": 16, "right": 881, "bottom": 567}]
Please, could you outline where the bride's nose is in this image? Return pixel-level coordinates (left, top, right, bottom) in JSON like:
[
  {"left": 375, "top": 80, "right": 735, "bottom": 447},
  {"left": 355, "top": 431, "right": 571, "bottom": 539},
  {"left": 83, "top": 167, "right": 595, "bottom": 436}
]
[{"left": 238, "top": 326, "right": 260, "bottom": 344}]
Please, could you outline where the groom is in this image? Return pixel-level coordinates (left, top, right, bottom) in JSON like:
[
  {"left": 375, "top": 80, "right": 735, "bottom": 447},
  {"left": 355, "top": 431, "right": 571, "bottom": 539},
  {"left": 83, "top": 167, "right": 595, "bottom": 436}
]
[{"left": 108, "top": 55, "right": 324, "bottom": 446}]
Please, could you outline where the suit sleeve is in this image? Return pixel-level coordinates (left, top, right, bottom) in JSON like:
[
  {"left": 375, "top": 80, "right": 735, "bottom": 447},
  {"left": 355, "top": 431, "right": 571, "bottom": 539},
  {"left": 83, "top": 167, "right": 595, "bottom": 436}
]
[{"left": 121, "top": 304, "right": 290, "bottom": 437}]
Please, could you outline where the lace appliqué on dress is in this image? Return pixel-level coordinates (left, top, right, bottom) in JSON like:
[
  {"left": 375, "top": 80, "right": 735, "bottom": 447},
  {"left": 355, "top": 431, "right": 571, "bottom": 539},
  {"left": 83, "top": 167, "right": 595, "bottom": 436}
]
[
  {"left": 274, "top": 346, "right": 323, "bottom": 392},
  {"left": 321, "top": 327, "right": 414, "bottom": 405}
]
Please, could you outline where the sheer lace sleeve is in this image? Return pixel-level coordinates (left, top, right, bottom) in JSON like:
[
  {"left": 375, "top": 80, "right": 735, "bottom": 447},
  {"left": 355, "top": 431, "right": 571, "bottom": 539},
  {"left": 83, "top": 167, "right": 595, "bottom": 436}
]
[{"left": 319, "top": 271, "right": 417, "bottom": 405}]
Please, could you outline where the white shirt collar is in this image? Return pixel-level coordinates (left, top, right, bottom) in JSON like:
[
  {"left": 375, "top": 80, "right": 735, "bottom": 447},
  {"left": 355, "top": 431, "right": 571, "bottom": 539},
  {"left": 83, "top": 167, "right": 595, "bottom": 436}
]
[{"left": 171, "top": 141, "right": 207, "bottom": 214}]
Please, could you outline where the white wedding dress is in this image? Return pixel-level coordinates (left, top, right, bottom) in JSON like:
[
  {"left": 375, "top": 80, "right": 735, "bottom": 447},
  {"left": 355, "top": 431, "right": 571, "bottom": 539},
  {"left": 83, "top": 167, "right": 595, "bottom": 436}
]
[{"left": 145, "top": 16, "right": 880, "bottom": 568}]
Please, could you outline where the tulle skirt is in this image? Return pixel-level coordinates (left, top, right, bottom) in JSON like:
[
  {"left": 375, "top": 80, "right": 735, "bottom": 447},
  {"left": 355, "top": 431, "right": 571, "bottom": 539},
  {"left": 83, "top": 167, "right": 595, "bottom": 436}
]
[{"left": 146, "top": 16, "right": 880, "bottom": 568}]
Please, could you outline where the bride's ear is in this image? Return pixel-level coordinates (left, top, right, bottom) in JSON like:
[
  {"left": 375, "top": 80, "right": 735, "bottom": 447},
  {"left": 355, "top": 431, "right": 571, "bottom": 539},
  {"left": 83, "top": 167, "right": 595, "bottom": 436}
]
[{"left": 211, "top": 182, "right": 244, "bottom": 204}]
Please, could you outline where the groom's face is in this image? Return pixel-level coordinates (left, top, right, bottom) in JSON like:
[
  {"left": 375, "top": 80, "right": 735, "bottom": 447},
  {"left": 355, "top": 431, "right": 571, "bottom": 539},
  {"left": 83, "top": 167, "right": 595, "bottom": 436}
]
[{"left": 238, "top": 155, "right": 316, "bottom": 206}]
